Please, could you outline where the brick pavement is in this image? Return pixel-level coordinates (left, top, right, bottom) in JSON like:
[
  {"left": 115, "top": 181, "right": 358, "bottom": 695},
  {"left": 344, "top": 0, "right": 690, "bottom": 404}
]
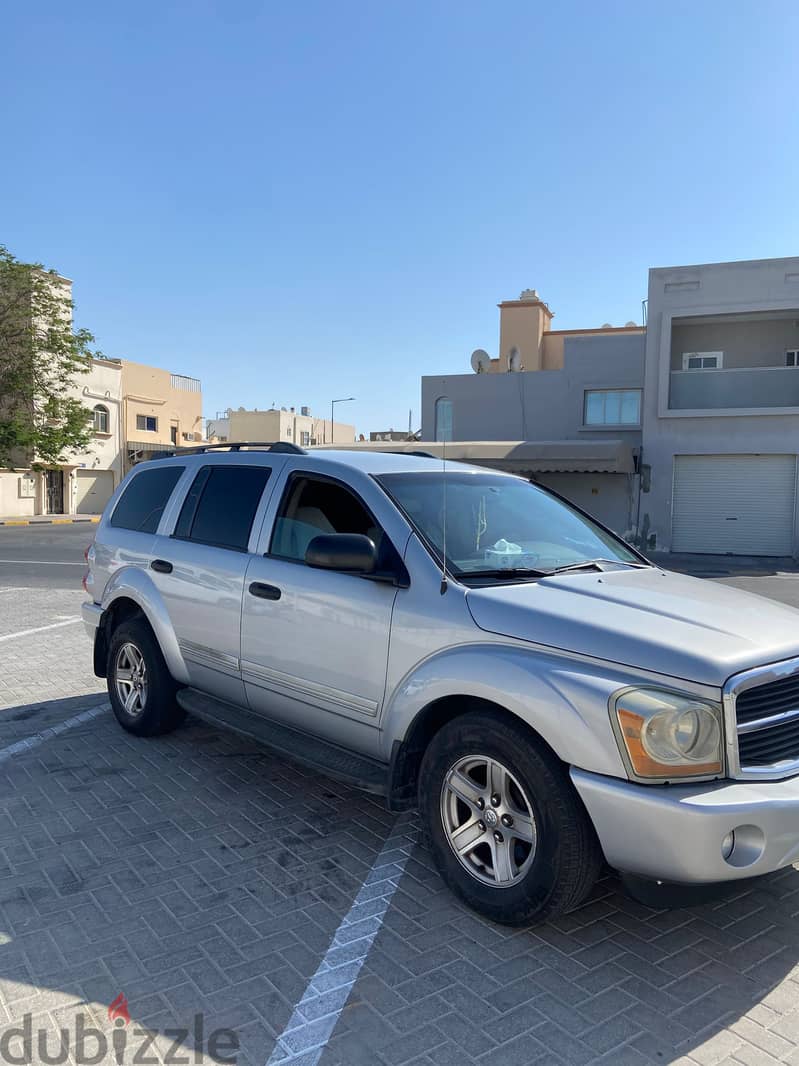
[{"left": 0, "top": 591, "right": 799, "bottom": 1065}]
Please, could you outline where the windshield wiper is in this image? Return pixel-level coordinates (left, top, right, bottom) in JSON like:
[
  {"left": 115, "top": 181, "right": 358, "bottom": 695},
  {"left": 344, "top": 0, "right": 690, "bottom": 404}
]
[
  {"left": 462, "top": 567, "right": 550, "bottom": 580},
  {"left": 547, "top": 557, "right": 651, "bottom": 575}
]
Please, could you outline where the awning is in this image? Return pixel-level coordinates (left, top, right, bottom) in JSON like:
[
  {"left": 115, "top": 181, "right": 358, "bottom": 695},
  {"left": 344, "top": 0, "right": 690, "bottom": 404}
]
[{"left": 314, "top": 439, "right": 636, "bottom": 474}]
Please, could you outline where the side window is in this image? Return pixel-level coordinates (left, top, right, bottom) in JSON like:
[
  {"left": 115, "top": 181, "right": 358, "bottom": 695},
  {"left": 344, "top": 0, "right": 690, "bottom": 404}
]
[
  {"left": 110, "top": 466, "right": 185, "bottom": 534},
  {"left": 270, "top": 476, "right": 382, "bottom": 563},
  {"left": 173, "top": 465, "right": 271, "bottom": 551}
]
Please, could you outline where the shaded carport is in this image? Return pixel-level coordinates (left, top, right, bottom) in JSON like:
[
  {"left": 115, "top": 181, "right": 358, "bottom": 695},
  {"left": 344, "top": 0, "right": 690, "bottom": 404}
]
[{"left": 313, "top": 439, "right": 638, "bottom": 533}]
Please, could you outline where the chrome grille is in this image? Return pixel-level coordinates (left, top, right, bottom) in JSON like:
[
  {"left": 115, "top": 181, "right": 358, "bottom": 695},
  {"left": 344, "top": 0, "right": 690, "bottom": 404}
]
[{"left": 732, "top": 667, "right": 799, "bottom": 774}]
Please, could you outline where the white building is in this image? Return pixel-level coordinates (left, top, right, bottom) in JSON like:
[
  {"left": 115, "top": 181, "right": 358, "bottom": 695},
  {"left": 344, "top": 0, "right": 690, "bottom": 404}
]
[{"left": 0, "top": 356, "right": 123, "bottom": 517}]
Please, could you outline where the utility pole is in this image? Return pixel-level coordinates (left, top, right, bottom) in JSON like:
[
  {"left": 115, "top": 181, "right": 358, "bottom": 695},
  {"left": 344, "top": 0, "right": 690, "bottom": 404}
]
[{"left": 330, "top": 397, "right": 355, "bottom": 444}]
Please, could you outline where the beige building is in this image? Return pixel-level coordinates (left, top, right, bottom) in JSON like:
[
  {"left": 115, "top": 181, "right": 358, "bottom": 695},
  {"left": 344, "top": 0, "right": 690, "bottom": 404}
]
[
  {"left": 475, "top": 288, "right": 643, "bottom": 374},
  {"left": 209, "top": 406, "right": 356, "bottom": 448},
  {"left": 121, "top": 360, "right": 203, "bottom": 469}
]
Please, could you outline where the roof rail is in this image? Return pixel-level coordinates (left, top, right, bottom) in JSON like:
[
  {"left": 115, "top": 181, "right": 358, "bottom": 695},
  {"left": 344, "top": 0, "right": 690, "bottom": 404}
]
[{"left": 160, "top": 441, "right": 307, "bottom": 458}]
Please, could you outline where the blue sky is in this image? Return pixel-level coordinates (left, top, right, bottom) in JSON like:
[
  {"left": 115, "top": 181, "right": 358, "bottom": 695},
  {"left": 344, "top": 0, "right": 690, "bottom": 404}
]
[{"left": 2, "top": 1, "right": 797, "bottom": 436}]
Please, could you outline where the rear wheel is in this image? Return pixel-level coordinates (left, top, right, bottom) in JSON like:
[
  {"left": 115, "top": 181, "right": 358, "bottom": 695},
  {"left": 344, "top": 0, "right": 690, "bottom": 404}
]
[
  {"left": 107, "top": 619, "right": 185, "bottom": 736},
  {"left": 419, "top": 709, "right": 602, "bottom": 925}
]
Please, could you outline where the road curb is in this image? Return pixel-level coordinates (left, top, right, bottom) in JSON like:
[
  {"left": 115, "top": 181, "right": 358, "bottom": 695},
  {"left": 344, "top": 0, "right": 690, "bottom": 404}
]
[{"left": 0, "top": 516, "right": 100, "bottom": 527}]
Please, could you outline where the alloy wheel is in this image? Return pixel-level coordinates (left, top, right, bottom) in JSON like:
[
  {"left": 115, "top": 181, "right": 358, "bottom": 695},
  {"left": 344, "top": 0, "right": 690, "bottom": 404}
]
[
  {"left": 440, "top": 754, "right": 537, "bottom": 888},
  {"left": 114, "top": 642, "right": 148, "bottom": 718}
]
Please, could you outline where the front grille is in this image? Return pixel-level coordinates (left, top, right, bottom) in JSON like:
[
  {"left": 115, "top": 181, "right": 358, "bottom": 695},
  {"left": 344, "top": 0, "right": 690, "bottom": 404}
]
[{"left": 736, "top": 673, "right": 799, "bottom": 769}]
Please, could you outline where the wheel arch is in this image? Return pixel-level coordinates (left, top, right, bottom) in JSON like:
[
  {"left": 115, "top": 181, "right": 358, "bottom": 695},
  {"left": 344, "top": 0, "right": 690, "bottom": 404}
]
[
  {"left": 388, "top": 695, "right": 556, "bottom": 811},
  {"left": 383, "top": 643, "right": 630, "bottom": 809},
  {"left": 96, "top": 568, "right": 189, "bottom": 685}
]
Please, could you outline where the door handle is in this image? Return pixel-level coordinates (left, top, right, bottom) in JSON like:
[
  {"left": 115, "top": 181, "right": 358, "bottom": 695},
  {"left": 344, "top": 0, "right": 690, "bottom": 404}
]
[
  {"left": 249, "top": 581, "right": 281, "bottom": 601},
  {"left": 151, "top": 559, "right": 173, "bottom": 574}
]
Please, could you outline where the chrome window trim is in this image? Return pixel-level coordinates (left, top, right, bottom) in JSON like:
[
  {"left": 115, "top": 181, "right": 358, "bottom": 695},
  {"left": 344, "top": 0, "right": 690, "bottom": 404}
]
[{"left": 723, "top": 656, "right": 799, "bottom": 780}]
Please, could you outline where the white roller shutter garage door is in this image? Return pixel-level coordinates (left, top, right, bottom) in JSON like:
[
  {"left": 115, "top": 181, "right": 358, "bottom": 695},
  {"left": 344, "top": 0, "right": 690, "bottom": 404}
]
[
  {"left": 672, "top": 455, "right": 796, "bottom": 555},
  {"left": 74, "top": 470, "right": 115, "bottom": 515}
]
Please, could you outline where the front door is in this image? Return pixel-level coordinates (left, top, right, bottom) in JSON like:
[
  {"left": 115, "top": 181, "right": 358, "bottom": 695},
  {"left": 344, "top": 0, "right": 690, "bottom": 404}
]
[
  {"left": 45, "top": 469, "right": 64, "bottom": 514},
  {"left": 241, "top": 472, "right": 398, "bottom": 757}
]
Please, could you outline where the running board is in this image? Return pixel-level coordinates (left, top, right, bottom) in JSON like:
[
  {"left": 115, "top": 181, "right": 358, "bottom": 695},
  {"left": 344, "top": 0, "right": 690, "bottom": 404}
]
[{"left": 176, "top": 688, "right": 389, "bottom": 796}]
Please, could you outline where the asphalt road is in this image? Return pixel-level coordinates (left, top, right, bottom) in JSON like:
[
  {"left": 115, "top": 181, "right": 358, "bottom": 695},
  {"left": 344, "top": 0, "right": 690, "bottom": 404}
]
[
  {"left": 0, "top": 523, "right": 92, "bottom": 589},
  {"left": 4, "top": 524, "right": 799, "bottom": 608}
]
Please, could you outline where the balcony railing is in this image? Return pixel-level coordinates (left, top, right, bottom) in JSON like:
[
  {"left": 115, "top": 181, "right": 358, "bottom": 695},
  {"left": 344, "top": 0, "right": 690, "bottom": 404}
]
[
  {"left": 669, "top": 366, "right": 799, "bottom": 411},
  {"left": 170, "top": 373, "right": 201, "bottom": 393}
]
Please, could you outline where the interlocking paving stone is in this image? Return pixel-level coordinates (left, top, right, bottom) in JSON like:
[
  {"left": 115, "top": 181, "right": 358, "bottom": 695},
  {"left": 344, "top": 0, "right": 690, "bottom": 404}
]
[{"left": 2, "top": 589, "right": 799, "bottom": 1065}]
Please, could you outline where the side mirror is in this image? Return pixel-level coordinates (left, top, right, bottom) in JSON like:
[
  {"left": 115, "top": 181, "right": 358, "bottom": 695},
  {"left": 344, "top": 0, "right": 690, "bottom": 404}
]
[{"left": 305, "top": 533, "right": 378, "bottom": 574}]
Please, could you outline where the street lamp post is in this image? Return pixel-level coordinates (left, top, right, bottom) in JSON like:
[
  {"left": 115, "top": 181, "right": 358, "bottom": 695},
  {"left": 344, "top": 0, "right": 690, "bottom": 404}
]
[{"left": 330, "top": 397, "right": 355, "bottom": 444}]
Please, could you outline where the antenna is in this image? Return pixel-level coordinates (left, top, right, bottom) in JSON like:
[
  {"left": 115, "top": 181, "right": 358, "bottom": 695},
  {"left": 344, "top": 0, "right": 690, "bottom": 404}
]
[
  {"left": 470, "top": 348, "right": 491, "bottom": 374},
  {"left": 440, "top": 436, "right": 449, "bottom": 595}
]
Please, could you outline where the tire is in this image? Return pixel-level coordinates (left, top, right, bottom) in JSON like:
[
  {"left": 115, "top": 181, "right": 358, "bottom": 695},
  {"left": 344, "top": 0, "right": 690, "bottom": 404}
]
[
  {"left": 107, "top": 618, "right": 185, "bottom": 736},
  {"left": 418, "top": 709, "right": 602, "bottom": 926}
]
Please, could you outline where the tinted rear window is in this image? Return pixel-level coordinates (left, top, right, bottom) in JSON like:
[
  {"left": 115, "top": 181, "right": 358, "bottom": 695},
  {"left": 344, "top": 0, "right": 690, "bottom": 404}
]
[
  {"left": 174, "top": 465, "right": 270, "bottom": 551},
  {"left": 110, "top": 466, "right": 185, "bottom": 534}
]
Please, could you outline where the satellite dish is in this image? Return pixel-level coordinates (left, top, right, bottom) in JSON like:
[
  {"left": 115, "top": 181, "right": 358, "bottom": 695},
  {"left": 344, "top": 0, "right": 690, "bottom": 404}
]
[
  {"left": 508, "top": 347, "right": 522, "bottom": 372},
  {"left": 625, "top": 320, "right": 637, "bottom": 328},
  {"left": 471, "top": 348, "right": 491, "bottom": 373}
]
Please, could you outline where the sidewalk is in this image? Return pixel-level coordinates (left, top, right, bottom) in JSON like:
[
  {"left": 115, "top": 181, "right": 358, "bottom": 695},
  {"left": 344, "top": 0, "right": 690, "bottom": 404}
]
[
  {"left": 0, "top": 513, "right": 100, "bottom": 527},
  {"left": 649, "top": 550, "right": 799, "bottom": 577}
]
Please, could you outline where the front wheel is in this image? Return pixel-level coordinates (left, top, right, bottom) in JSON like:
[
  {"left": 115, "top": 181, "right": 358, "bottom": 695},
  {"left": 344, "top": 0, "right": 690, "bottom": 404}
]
[{"left": 419, "top": 709, "right": 602, "bottom": 926}]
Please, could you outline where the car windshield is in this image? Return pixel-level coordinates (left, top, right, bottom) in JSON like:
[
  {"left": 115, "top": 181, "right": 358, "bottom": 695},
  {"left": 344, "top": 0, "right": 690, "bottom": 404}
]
[{"left": 377, "top": 470, "right": 641, "bottom": 578}]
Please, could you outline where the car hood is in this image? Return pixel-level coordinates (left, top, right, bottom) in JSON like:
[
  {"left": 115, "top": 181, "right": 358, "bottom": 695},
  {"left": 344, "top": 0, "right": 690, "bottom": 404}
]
[{"left": 465, "top": 567, "right": 799, "bottom": 687}]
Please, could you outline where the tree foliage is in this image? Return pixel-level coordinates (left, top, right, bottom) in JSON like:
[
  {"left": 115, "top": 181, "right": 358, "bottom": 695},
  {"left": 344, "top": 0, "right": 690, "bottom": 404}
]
[{"left": 0, "top": 245, "right": 99, "bottom": 469}]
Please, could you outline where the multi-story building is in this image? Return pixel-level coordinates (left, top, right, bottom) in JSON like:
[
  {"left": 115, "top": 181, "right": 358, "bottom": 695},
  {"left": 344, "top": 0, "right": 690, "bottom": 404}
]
[
  {"left": 209, "top": 406, "right": 356, "bottom": 448},
  {"left": 421, "top": 258, "right": 799, "bottom": 556},
  {"left": 422, "top": 291, "right": 645, "bottom": 532},
  {"left": 642, "top": 256, "right": 799, "bottom": 555},
  {"left": 120, "top": 360, "right": 203, "bottom": 470},
  {"left": 0, "top": 354, "right": 124, "bottom": 517}
]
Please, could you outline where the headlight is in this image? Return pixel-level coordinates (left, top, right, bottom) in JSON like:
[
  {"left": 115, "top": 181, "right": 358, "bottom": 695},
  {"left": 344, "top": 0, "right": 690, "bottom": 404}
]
[{"left": 611, "top": 687, "right": 723, "bottom": 781}]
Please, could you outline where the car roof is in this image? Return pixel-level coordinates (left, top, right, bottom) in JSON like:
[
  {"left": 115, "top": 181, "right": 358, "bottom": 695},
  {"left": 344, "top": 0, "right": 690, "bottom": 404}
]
[{"left": 147, "top": 446, "right": 503, "bottom": 478}]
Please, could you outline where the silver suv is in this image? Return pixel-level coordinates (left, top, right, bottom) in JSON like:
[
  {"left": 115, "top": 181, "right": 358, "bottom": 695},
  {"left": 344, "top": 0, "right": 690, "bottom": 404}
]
[{"left": 82, "top": 443, "right": 799, "bottom": 924}]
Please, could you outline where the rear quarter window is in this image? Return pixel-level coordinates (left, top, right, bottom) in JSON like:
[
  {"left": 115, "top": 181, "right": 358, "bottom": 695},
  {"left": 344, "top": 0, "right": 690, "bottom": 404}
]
[{"left": 110, "top": 466, "right": 185, "bottom": 534}]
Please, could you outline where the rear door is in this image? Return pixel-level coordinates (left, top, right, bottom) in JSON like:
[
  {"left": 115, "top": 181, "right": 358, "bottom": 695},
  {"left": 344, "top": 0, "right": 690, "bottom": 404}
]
[{"left": 149, "top": 461, "right": 275, "bottom": 704}]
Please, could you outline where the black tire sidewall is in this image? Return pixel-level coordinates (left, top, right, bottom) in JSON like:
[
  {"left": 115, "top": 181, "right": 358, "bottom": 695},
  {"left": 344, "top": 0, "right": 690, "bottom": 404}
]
[
  {"left": 107, "top": 619, "right": 180, "bottom": 735},
  {"left": 420, "top": 714, "right": 579, "bottom": 925}
]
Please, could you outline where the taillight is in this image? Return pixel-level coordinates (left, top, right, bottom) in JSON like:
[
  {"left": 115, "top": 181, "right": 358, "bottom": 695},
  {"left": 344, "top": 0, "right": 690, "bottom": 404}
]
[{"left": 83, "top": 542, "right": 94, "bottom": 593}]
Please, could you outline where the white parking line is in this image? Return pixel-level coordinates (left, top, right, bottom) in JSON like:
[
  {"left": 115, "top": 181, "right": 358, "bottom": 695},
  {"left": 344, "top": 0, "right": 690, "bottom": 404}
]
[
  {"left": 266, "top": 815, "right": 416, "bottom": 1065},
  {"left": 0, "top": 618, "right": 82, "bottom": 643},
  {"left": 0, "top": 703, "right": 107, "bottom": 764}
]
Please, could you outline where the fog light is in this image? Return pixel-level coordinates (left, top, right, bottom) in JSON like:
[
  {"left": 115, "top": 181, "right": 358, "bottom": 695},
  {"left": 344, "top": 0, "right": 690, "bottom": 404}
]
[{"left": 721, "top": 831, "right": 735, "bottom": 859}]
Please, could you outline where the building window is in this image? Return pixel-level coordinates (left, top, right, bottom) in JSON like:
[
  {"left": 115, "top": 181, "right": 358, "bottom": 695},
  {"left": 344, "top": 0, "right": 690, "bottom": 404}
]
[
  {"left": 300, "top": 431, "right": 310, "bottom": 447},
  {"left": 93, "top": 404, "right": 109, "bottom": 434},
  {"left": 435, "top": 397, "right": 453, "bottom": 441},
  {"left": 787, "top": 351, "right": 799, "bottom": 367},
  {"left": 584, "top": 389, "right": 641, "bottom": 426},
  {"left": 136, "top": 414, "right": 158, "bottom": 432},
  {"left": 170, "top": 426, "right": 178, "bottom": 445},
  {"left": 682, "top": 352, "right": 723, "bottom": 370}
]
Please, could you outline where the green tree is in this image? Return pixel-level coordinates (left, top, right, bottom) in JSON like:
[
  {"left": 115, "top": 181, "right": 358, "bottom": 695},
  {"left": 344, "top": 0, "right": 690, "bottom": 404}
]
[{"left": 0, "top": 245, "right": 99, "bottom": 469}]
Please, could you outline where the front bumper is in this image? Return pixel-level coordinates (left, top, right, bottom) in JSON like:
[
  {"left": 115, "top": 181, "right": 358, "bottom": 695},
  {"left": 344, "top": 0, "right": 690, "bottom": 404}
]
[
  {"left": 81, "top": 600, "right": 103, "bottom": 641},
  {"left": 572, "top": 767, "right": 799, "bottom": 883}
]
